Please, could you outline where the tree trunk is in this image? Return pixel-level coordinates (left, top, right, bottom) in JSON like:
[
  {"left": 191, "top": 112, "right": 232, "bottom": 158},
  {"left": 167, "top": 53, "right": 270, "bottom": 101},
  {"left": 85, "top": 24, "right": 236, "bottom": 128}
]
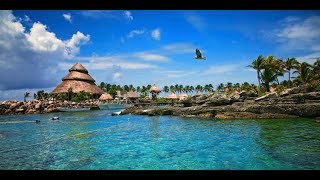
[
  {"left": 288, "top": 70, "right": 291, "bottom": 87},
  {"left": 257, "top": 71, "right": 261, "bottom": 88}
]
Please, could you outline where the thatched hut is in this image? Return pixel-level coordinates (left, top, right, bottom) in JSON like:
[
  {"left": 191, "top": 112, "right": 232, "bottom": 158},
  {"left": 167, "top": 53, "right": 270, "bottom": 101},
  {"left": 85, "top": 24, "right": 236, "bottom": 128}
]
[
  {"left": 179, "top": 93, "right": 188, "bottom": 100},
  {"left": 149, "top": 84, "right": 161, "bottom": 94},
  {"left": 50, "top": 63, "right": 104, "bottom": 98},
  {"left": 99, "top": 93, "right": 113, "bottom": 102},
  {"left": 149, "top": 84, "right": 161, "bottom": 101},
  {"left": 166, "top": 92, "right": 179, "bottom": 105},
  {"left": 127, "top": 91, "right": 139, "bottom": 99}
]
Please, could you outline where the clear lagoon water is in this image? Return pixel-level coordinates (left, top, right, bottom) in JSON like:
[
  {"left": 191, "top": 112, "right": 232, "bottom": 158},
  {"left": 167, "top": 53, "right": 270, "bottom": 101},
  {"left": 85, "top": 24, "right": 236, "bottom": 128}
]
[{"left": 0, "top": 110, "right": 320, "bottom": 170}]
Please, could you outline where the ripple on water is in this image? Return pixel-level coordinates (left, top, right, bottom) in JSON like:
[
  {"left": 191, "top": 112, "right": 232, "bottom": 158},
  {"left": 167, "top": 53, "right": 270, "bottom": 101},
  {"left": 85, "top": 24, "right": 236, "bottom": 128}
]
[{"left": 0, "top": 112, "right": 319, "bottom": 170}]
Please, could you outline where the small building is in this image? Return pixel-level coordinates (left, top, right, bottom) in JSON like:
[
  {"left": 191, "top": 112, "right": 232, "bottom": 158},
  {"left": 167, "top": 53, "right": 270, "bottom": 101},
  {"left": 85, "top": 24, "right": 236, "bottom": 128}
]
[{"left": 50, "top": 62, "right": 104, "bottom": 98}]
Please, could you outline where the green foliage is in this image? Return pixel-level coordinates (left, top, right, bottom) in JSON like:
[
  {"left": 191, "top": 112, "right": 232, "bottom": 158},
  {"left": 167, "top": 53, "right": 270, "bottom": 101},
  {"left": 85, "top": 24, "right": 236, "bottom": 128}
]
[
  {"left": 71, "top": 91, "right": 91, "bottom": 102},
  {"left": 316, "top": 84, "right": 320, "bottom": 92},
  {"left": 156, "top": 97, "right": 171, "bottom": 103},
  {"left": 276, "top": 85, "right": 286, "bottom": 94}
]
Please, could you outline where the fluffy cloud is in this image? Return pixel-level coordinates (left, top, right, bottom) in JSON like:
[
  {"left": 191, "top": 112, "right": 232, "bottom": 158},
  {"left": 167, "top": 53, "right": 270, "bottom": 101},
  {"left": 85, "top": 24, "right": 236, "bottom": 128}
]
[
  {"left": 112, "top": 72, "right": 122, "bottom": 80},
  {"left": 124, "top": 11, "right": 133, "bottom": 21},
  {"left": 63, "top": 13, "right": 72, "bottom": 23},
  {"left": 127, "top": 30, "right": 144, "bottom": 38},
  {"left": 134, "top": 52, "right": 169, "bottom": 62},
  {"left": 0, "top": 10, "right": 90, "bottom": 90},
  {"left": 275, "top": 16, "right": 320, "bottom": 51},
  {"left": 151, "top": 28, "right": 161, "bottom": 40}
]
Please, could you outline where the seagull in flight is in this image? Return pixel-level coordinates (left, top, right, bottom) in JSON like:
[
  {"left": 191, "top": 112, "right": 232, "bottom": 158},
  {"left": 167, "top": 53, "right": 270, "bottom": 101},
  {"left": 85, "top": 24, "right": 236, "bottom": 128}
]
[{"left": 194, "top": 49, "right": 206, "bottom": 60}]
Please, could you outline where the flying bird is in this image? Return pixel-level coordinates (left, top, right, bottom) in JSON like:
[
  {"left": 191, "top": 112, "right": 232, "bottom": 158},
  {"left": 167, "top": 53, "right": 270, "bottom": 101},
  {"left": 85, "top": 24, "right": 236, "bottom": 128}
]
[{"left": 194, "top": 49, "right": 206, "bottom": 60}]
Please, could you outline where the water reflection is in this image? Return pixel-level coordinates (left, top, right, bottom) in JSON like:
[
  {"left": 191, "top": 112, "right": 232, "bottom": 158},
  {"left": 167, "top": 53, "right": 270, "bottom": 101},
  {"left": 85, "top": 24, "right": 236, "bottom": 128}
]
[{"left": 150, "top": 116, "right": 160, "bottom": 139}]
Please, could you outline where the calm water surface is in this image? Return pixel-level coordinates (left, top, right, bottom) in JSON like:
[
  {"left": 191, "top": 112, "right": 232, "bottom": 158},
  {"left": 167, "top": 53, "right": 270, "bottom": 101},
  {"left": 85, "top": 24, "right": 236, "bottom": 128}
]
[{"left": 0, "top": 110, "right": 319, "bottom": 170}]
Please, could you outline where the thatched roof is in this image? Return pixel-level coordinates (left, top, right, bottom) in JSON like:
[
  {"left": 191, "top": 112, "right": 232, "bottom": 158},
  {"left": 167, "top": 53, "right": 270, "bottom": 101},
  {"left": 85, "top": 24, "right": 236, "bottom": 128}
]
[
  {"left": 127, "top": 91, "right": 139, "bottom": 98},
  {"left": 166, "top": 92, "right": 179, "bottom": 99},
  {"left": 179, "top": 93, "right": 188, "bottom": 100},
  {"left": 51, "top": 62, "right": 104, "bottom": 95},
  {"left": 69, "top": 62, "right": 88, "bottom": 73},
  {"left": 51, "top": 80, "right": 104, "bottom": 94},
  {"left": 149, "top": 84, "right": 161, "bottom": 93},
  {"left": 116, "top": 90, "right": 128, "bottom": 98},
  {"left": 99, "top": 93, "right": 113, "bottom": 101},
  {"left": 62, "top": 71, "right": 95, "bottom": 82}
]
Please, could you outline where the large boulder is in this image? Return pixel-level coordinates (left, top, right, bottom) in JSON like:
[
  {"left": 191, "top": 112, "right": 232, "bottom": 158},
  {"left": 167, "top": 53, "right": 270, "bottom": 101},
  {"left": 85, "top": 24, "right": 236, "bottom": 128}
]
[
  {"left": 9, "top": 103, "right": 18, "bottom": 110},
  {"left": 35, "top": 101, "right": 43, "bottom": 111},
  {"left": 255, "top": 92, "right": 278, "bottom": 101},
  {"left": 15, "top": 108, "right": 26, "bottom": 113}
]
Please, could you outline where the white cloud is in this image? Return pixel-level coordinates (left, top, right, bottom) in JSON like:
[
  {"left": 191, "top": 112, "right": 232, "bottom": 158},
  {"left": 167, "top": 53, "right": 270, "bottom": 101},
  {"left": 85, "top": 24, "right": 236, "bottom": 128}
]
[
  {"left": 296, "top": 52, "right": 320, "bottom": 64},
  {"left": 124, "top": 11, "right": 133, "bottom": 21},
  {"left": 151, "top": 28, "right": 161, "bottom": 40},
  {"left": 24, "top": 15, "right": 31, "bottom": 22},
  {"left": 184, "top": 12, "right": 207, "bottom": 31},
  {"left": 134, "top": 52, "right": 169, "bottom": 62},
  {"left": 0, "top": 10, "right": 89, "bottom": 91},
  {"left": 274, "top": 16, "right": 320, "bottom": 51},
  {"left": 112, "top": 72, "right": 122, "bottom": 80},
  {"left": 278, "top": 16, "right": 320, "bottom": 39},
  {"left": 127, "top": 29, "right": 144, "bottom": 38},
  {"left": 63, "top": 13, "right": 72, "bottom": 23}
]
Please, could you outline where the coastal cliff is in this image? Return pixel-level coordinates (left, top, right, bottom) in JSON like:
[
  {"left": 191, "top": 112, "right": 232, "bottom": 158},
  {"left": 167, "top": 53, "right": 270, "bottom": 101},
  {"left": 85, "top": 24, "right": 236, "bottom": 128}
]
[{"left": 121, "top": 85, "right": 320, "bottom": 119}]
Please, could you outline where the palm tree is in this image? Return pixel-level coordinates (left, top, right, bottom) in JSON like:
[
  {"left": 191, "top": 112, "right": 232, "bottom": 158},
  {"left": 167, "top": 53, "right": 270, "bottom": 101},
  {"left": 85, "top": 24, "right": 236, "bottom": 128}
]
[
  {"left": 178, "top": 85, "right": 184, "bottom": 94},
  {"left": 169, "top": 85, "right": 175, "bottom": 93},
  {"left": 195, "top": 85, "right": 202, "bottom": 93},
  {"left": 261, "top": 67, "right": 278, "bottom": 92},
  {"left": 248, "top": 55, "right": 265, "bottom": 88},
  {"left": 226, "top": 82, "right": 233, "bottom": 92},
  {"left": 233, "top": 83, "right": 240, "bottom": 91},
  {"left": 184, "top": 85, "right": 190, "bottom": 94},
  {"left": 174, "top": 84, "right": 179, "bottom": 94},
  {"left": 147, "top": 84, "right": 152, "bottom": 96},
  {"left": 293, "top": 62, "right": 312, "bottom": 84},
  {"left": 217, "top": 83, "right": 224, "bottom": 92},
  {"left": 208, "top": 84, "right": 213, "bottom": 92},
  {"left": 24, "top": 91, "right": 30, "bottom": 102},
  {"left": 190, "top": 85, "right": 194, "bottom": 94},
  {"left": 163, "top": 86, "right": 169, "bottom": 96},
  {"left": 99, "top": 82, "right": 106, "bottom": 91},
  {"left": 240, "top": 82, "right": 250, "bottom": 92},
  {"left": 285, "top": 58, "right": 299, "bottom": 87},
  {"left": 123, "top": 85, "right": 130, "bottom": 92},
  {"left": 129, "top": 84, "right": 134, "bottom": 91},
  {"left": 106, "top": 83, "right": 111, "bottom": 92},
  {"left": 312, "top": 58, "right": 320, "bottom": 82},
  {"left": 136, "top": 86, "right": 141, "bottom": 93}
]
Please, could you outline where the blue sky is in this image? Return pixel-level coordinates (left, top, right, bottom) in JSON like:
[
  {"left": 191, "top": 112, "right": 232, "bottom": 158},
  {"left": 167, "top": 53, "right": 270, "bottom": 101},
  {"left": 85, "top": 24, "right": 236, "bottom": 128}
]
[{"left": 0, "top": 10, "right": 319, "bottom": 100}]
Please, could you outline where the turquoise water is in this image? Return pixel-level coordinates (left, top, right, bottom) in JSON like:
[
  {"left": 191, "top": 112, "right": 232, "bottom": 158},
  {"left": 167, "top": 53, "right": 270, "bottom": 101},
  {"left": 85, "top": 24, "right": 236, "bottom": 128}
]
[{"left": 0, "top": 110, "right": 320, "bottom": 170}]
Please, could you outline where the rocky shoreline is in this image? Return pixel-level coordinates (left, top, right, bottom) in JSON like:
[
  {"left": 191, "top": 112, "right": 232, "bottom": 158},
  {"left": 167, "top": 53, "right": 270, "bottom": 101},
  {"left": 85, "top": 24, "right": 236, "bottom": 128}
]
[
  {"left": 121, "top": 85, "right": 320, "bottom": 119},
  {"left": 1, "top": 85, "right": 320, "bottom": 120},
  {"left": 0, "top": 99, "right": 100, "bottom": 115}
]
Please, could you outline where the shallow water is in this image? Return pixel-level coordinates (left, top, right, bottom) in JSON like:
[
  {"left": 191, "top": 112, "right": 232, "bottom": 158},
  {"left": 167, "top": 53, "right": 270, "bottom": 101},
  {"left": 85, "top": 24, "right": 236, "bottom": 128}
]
[{"left": 0, "top": 110, "right": 319, "bottom": 170}]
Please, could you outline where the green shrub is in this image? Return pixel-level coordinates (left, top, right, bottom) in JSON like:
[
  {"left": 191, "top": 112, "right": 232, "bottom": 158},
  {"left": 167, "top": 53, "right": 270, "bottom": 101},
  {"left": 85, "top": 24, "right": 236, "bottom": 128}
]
[{"left": 316, "top": 84, "right": 320, "bottom": 91}]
